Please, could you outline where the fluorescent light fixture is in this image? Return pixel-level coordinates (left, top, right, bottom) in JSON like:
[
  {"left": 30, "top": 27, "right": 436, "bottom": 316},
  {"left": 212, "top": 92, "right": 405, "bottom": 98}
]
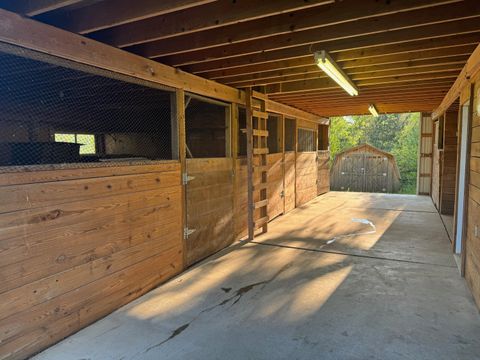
[
  {"left": 368, "top": 104, "right": 379, "bottom": 117},
  {"left": 314, "top": 50, "right": 358, "bottom": 96}
]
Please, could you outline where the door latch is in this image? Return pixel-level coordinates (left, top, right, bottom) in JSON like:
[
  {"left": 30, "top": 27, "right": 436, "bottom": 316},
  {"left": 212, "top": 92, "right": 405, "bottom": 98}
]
[
  {"left": 184, "top": 227, "right": 196, "bottom": 239},
  {"left": 182, "top": 173, "right": 195, "bottom": 185}
]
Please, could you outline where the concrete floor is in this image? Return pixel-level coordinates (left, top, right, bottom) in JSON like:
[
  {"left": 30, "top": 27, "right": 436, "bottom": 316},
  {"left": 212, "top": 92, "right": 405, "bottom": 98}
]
[{"left": 33, "top": 192, "right": 480, "bottom": 360}]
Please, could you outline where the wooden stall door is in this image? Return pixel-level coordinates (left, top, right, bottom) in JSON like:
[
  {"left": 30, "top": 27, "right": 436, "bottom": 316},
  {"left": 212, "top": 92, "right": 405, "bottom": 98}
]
[
  {"left": 317, "top": 150, "right": 330, "bottom": 195},
  {"left": 185, "top": 158, "right": 234, "bottom": 266},
  {"left": 284, "top": 151, "right": 296, "bottom": 213},
  {"left": 364, "top": 154, "right": 389, "bottom": 192},
  {"left": 267, "top": 153, "right": 284, "bottom": 220}
]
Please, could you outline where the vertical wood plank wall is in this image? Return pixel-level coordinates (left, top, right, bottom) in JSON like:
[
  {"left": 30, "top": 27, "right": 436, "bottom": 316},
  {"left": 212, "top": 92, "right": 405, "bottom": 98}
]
[
  {"left": 0, "top": 163, "right": 183, "bottom": 359},
  {"left": 432, "top": 120, "right": 442, "bottom": 209},
  {"left": 185, "top": 158, "right": 234, "bottom": 266},
  {"left": 418, "top": 113, "right": 434, "bottom": 195},
  {"left": 440, "top": 112, "right": 459, "bottom": 214},
  {"left": 317, "top": 150, "right": 330, "bottom": 195},
  {"left": 465, "top": 78, "right": 480, "bottom": 309},
  {"left": 0, "top": 110, "right": 328, "bottom": 360}
]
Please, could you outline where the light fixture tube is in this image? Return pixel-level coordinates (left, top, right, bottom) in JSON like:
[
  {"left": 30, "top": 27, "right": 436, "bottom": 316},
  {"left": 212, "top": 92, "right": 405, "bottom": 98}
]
[
  {"left": 368, "top": 104, "right": 379, "bottom": 117},
  {"left": 314, "top": 50, "right": 358, "bottom": 96}
]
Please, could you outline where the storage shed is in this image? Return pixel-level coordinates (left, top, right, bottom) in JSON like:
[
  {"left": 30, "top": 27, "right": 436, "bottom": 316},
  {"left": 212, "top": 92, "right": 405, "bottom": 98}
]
[{"left": 331, "top": 143, "right": 401, "bottom": 193}]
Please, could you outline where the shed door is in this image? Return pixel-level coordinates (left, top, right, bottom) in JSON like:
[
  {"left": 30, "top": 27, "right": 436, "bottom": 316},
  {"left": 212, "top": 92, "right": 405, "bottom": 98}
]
[
  {"left": 340, "top": 153, "right": 364, "bottom": 192},
  {"left": 364, "top": 155, "right": 389, "bottom": 192}
]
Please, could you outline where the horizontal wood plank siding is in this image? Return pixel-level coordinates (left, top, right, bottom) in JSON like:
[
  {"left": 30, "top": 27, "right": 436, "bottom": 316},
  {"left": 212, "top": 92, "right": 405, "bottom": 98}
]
[
  {"left": 0, "top": 163, "right": 183, "bottom": 359},
  {"left": 465, "top": 78, "right": 480, "bottom": 310}
]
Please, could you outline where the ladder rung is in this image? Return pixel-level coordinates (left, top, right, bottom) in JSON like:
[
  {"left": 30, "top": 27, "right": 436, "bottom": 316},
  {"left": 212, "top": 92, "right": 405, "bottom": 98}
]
[
  {"left": 253, "top": 183, "right": 268, "bottom": 191},
  {"left": 253, "top": 165, "right": 268, "bottom": 172},
  {"left": 240, "top": 129, "right": 269, "bottom": 137},
  {"left": 254, "top": 216, "right": 269, "bottom": 229},
  {"left": 253, "top": 148, "right": 269, "bottom": 155},
  {"left": 253, "top": 110, "right": 268, "bottom": 119},
  {"left": 254, "top": 199, "right": 268, "bottom": 209},
  {"left": 253, "top": 129, "right": 269, "bottom": 137}
]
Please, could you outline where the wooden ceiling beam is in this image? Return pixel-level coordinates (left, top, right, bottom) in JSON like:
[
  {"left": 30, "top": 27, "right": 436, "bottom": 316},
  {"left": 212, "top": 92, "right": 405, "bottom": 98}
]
[
  {"left": 288, "top": 94, "right": 447, "bottom": 106},
  {"left": 266, "top": 72, "right": 459, "bottom": 94},
  {"left": 203, "top": 40, "right": 478, "bottom": 80},
  {"left": 273, "top": 86, "right": 452, "bottom": 101},
  {"left": 127, "top": 0, "right": 458, "bottom": 57},
  {"left": 158, "top": 2, "right": 480, "bottom": 66},
  {"left": 300, "top": 103, "right": 445, "bottom": 116},
  {"left": 232, "top": 64, "right": 463, "bottom": 88},
  {"left": 222, "top": 55, "right": 469, "bottom": 86},
  {"left": 433, "top": 42, "right": 480, "bottom": 118},
  {"left": 182, "top": 21, "right": 480, "bottom": 73},
  {"left": 270, "top": 79, "right": 456, "bottom": 98},
  {"left": 0, "top": 0, "right": 82, "bottom": 16},
  {"left": 282, "top": 91, "right": 450, "bottom": 102},
  {"left": 37, "top": 0, "right": 217, "bottom": 34},
  {"left": 90, "top": 0, "right": 334, "bottom": 47}
]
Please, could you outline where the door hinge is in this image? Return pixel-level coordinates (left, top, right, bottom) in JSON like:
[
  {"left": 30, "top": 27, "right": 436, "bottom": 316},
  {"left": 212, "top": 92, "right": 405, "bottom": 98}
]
[
  {"left": 184, "top": 227, "right": 196, "bottom": 239},
  {"left": 280, "top": 190, "right": 285, "bottom": 198},
  {"left": 182, "top": 173, "right": 195, "bottom": 185}
]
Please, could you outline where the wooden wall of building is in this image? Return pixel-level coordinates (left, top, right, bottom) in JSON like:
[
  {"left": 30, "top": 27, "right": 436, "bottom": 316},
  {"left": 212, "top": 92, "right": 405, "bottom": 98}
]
[
  {"left": 418, "top": 113, "right": 433, "bottom": 195},
  {"left": 432, "top": 118, "right": 443, "bottom": 209},
  {"left": 441, "top": 111, "right": 458, "bottom": 214},
  {"left": 185, "top": 158, "right": 234, "bottom": 266},
  {"left": 465, "top": 79, "right": 480, "bottom": 310},
  {"left": 0, "top": 162, "right": 183, "bottom": 359},
  {"left": 317, "top": 151, "right": 330, "bottom": 195}
]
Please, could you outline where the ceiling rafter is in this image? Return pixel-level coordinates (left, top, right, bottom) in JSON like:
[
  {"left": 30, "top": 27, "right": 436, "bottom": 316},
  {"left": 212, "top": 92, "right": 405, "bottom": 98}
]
[
  {"left": 37, "top": 0, "right": 217, "bottom": 34},
  {"left": 156, "top": 2, "right": 480, "bottom": 66},
  {"left": 180, "top": 20, "right": 480, "bottom": 74},
  {"left": 0, "top": 0, "right": 82, "bottom": 16},
  {"left": 201, "top": 39, "right": 480, "bottom": 80},
  {"left": 221, "top": 55, "right": 470, "bottom": 87},
  {"left": 125, "top": 0, "right": 460, "bottom": 56},
  {"left": 90, "top": 0, "right": 334, "bottom": 46}
]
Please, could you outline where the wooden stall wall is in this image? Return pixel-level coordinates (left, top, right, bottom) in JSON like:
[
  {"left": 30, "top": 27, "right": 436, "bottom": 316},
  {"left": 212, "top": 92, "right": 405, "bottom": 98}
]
[
  {"left": 296, "top": 120, "right": 318, "bottom": 207},
  {"left": 284, "top": 152, "right": 296, "bottom": 212},
  {"left": 185, "top": 158, "right": 234, "bottom": 266},
  {"left": 418, "top": 113, "right": 433, "bottom": 195},
  {"left": 317, "top": 150, "right": 330, "bottom": 195},
  {"left": 431, "top": 120, "right": 443, "bottom": 209},
  {"left": 0, "top": 163, "right": 183, "bottom": 359},
  {"left": 267, "top": 153, "right": 284, "bottom": 220},
  {"left": 465, "top": 78, "right": 480, "bottom": 309},
  {"left": 441, "top": 111, "right": 459, "bottom": 214}
]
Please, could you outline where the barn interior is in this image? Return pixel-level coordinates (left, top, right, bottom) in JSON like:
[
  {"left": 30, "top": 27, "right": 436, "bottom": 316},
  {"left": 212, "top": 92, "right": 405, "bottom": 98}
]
[{"left": 0, "top": 1, "right": 480, "bottom": 359}]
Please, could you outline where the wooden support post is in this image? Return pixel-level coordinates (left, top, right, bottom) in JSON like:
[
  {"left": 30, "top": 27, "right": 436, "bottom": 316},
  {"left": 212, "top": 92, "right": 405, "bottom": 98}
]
[
  {"left": 246, "top": 88, "right": 255, "bottom": 240},
  {"left": 172, "top": 89, "right": 187, "bottom": 268}
]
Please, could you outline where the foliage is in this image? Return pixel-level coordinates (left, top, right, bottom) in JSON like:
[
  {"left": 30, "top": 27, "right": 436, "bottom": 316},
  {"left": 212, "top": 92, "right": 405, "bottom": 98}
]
[{"left": 329, "top": 113, "right": 419, "bottom": 194}]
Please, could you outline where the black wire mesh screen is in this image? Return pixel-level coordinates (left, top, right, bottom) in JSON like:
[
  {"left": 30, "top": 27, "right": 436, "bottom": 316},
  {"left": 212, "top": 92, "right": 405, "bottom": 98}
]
[
  {"left": 0, "top": 43, "right": 174, "bottom": 168},
  {"left": 298, "top": 128, "right": 316, "bottom": 152},
  {"left": 238, "top": 106, "right": 247, "bottom": 156},
  {"left": 285, "top": 118, "right": 296, "bottom": 151},
  {"left": 185, "top": 95, "right": 230, "bottom": 158},
  {"left": 267, "top": 114, "right": 282, "bottom": 154}
]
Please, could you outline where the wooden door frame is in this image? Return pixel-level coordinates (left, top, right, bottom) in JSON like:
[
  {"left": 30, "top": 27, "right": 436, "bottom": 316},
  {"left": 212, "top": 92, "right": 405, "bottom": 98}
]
[{"left": 453, "top": 85, "right": 474, "bottom": 276}]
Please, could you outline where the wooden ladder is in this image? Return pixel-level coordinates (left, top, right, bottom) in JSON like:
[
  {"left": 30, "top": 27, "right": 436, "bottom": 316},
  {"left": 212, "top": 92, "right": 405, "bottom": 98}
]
[{"left": 246, "top": 88, "right": 269, "bottom": 239}]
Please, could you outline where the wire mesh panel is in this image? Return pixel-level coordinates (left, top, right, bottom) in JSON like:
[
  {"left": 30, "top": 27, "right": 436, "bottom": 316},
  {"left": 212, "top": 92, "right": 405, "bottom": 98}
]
[
  {"left": 0, "top": 43, "right": 175, "bottom": 168},
  {"left": 285, "top": 118, "right": 296, "bottom": 151},
  {"left": 184, "top": 94, "right": 230, "bottom": 158},
  {"left": 298, "top": 128, "right": 316, "bottom": 152}
]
